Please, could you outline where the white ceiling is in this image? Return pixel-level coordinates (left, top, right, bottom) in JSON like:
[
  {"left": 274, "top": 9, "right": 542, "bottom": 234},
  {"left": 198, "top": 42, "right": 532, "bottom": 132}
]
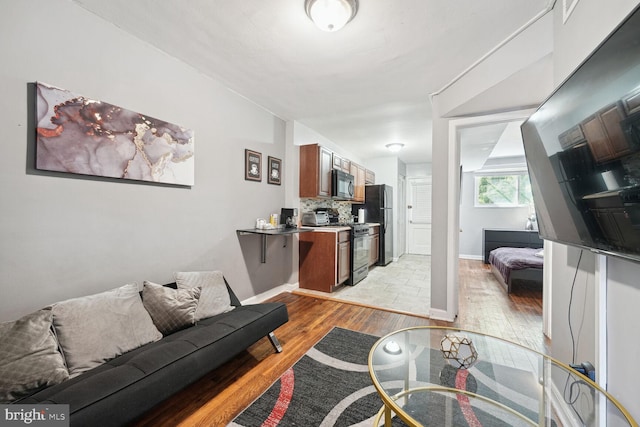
[
  {"left": 72, "top": 0, "right": 554, "bottom": 165},
  {"left": 459, "top": 121, "right": 526, "bottom": 172}
]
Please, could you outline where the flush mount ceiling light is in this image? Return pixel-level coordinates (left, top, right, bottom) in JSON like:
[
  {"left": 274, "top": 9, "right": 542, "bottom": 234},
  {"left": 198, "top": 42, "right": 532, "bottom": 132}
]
[
  {"left": 385, "top": 143, "right": 405, "bottom": 153},
  {"left": 305, "top": 0, "right": 358, "bottom": 32}
]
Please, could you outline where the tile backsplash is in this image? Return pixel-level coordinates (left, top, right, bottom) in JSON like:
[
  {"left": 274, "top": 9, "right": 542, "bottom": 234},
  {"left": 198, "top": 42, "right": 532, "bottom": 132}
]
[{"left": 300, "top": 199, "right": 356, "bottom": 223}]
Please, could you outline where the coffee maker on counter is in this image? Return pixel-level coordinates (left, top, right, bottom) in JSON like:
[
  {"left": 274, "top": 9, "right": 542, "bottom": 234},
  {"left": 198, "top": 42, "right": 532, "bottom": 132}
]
[{"left": 280, "top": 208, "right": 298, "bottom": 228}]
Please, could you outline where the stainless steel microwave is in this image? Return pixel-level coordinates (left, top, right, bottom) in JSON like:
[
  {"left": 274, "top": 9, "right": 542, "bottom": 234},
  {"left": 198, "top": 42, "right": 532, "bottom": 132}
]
[{"left": 332, "top": 169, "right": 354, "bottom": 200}]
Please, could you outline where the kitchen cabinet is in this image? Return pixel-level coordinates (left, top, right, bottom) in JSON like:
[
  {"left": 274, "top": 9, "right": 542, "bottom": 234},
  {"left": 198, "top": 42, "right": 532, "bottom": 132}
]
[
  {"left": 623, "top": 89, "right": 640, "bottom": 115},
  {"left": 583, "top": 190, "right": 640, "bottom": 252},
  {"left": 300, "top": 143, "right": 369, "bottom": 201},
  {"left": 558, "top": 125, "right": 585, "bottom": 150},
  {"left": 368, "top": 225, "right": 380, "bottom": 267},
  {"left": 299, "top": 228, "right": 351, "bottom": 292},
  {"left": 365, "top": 169, "right": 375, "bottom": 185},
  {"left": 332, "top": 153, "right": 351, "bottom": 173},
  {"left": 350, "top": 162, "right": 366, "bottom": 203},
  {"left": 581, "top": 102, "right": 631, "bottom": 162},
  {"left": 300, "top": 144, "right": 333, "bottom": 198},
  {"left": 337, "top": 231, "right": 351, "bottom": 285}
]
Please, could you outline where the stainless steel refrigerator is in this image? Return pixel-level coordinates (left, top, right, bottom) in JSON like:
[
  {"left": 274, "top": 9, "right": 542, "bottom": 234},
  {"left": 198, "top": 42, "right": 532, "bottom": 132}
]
[{"left": 354, "top": 184, "right": 393, "bottom": 265}]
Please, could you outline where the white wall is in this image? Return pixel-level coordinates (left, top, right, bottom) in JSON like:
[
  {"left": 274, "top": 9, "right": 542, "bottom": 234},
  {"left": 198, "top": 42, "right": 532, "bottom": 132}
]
[
  {"left": 459, "top": 172, "right": 531, "bottom": 259},
  {"left": 0, "top": 0, "right": 293, "bottom": 321},
  {"left": 406, "top": 163, "right": 432, "bottom": 178},
  {"left": 550, "top": 0, "right": 640, "bottom": 420},
  {"left": 292, "top": 121, "right": 364, "bottom": 164}
]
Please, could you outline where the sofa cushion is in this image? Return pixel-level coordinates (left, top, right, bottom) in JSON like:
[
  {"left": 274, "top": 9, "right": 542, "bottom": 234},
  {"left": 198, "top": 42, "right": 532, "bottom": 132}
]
[
  {"left": 175, "top": 271, "right": 234, "bottom": 320},
  {"left": 142, "top": 281, "right": 200, "bottom": 335},
  {"left": 52, "top": 283, "right": 162, "bottom": 378},
  {"left": 0, "top": 307, "right": 69, "bottom": 403},
  {"left": 17, "top": 301, "right": 289, "bottom": 427}
]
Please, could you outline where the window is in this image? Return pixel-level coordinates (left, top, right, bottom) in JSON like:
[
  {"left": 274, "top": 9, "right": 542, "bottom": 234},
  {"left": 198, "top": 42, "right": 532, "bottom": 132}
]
[{"left": 474, "top": 173, "right": 533, "bottom": 207}]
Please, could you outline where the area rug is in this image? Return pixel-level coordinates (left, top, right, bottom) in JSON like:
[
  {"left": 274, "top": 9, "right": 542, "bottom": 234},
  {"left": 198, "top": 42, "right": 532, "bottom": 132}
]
[
  {"left": 229, "top": 327, "right": 544, "bottom": 427},
  {"left": 229, "top": 328, "right": 383, "bottom": 426}
]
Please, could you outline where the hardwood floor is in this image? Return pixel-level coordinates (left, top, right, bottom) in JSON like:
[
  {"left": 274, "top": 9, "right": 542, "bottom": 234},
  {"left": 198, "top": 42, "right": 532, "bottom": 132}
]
[{"left": 133, "top": 258, "right": 546, "bottom": 426}]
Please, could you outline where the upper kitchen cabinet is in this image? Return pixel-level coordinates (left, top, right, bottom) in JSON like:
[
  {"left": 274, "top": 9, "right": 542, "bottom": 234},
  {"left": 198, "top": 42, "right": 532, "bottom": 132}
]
[
  {"left": 365, "top": 169, "right": 375, "bottom": 185},
  {"left": 581, "top": 102, "right": 631, "bottom": 163},
  {"left": 300, "top": 144, "right": 333, "bottom": 198},
  {"left": 350, "top": 162, "right": 366, "bottom": 203},
  {"left": 332, "top": 153, "right": 351, "bottom": 173}
]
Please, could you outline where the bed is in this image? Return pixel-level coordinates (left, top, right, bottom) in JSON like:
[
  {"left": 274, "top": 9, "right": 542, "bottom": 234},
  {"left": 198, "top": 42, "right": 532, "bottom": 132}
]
[{"left": 488, "top": 247, "right": 544, "bottom": 293}]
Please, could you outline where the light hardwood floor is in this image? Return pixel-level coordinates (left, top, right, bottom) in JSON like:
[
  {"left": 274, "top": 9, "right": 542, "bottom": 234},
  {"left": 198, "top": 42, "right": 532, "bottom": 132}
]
[{"left": 133, "top": 259, "right": 547, "bottom": 426}]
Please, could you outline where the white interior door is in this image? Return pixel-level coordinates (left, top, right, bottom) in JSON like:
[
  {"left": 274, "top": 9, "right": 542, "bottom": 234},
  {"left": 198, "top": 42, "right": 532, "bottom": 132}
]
[{"left": 408, "top": 178, "right": 432, "bottom": 255}]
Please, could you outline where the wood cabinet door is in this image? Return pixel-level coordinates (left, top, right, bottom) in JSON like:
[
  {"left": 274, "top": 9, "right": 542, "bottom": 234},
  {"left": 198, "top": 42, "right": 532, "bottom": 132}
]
[
  {"left": 369, "top": 234, "right": 379, "bottom": 266},
  {"left": 350, "top": 163, "right": 366, "bottom": 202},
  {"left": 337, "top": 241, "right": 350, "bottom": 285},
  {"left": 582, "top": 114, "right": 614, "bottom": 162},
  {"left": 340, "top": 158, "right": 351, "bottom": 173},
  {"left": 319, "top": 146, "right": 333, "bottom": 197},
  {"left": 332, "top": 153, "right": 342, "bottom": 170},
  {"left": 365, "top": 169, "right": 375, "bottom": 185},
  {"left": 600, "top": 103, "right": 631, "bottom": 157}
]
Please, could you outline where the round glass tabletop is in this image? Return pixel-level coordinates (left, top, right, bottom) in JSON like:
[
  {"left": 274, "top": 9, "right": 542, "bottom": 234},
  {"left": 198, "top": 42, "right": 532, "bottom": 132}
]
[{"left": 368, "top": 326, "right": 637, "bottom": 427}]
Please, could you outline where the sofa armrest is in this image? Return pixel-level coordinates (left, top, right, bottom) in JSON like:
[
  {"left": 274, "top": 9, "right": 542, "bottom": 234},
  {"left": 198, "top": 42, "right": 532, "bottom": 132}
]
[{"left": 223, "top": 277, "right": 242, "bottom": 307}]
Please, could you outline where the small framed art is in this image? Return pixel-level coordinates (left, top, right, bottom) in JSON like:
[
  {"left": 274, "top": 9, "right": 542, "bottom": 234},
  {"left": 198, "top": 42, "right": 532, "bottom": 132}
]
[
  {"left": 245, "top": 149, "right": 262, "bottom": 182},
  {"left": 268, "top": 156, "right": 282, "bottom": 185}
]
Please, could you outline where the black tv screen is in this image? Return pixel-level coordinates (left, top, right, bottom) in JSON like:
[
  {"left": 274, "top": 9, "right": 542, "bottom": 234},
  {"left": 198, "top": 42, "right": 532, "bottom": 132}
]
[{"left": 522, "top": 4, "right": 640, "bottom": 262}]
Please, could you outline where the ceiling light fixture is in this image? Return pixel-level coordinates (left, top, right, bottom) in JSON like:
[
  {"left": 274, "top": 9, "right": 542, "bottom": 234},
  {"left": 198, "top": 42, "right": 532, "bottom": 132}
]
[
  {"left": 305, "top": 0, "right": 358, "bottom": 32},
  {"left": 386, "top": 143, "right": 405, "bottom": 153}
]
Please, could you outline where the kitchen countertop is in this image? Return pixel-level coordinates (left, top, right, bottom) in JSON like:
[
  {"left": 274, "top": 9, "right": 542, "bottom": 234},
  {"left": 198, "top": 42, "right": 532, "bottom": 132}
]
[
  {"left": 301, "top": 223, "right": 380, "bottom": 232},
  {"left": 301, "top": 226, "right": 351, "bottom": 232}
]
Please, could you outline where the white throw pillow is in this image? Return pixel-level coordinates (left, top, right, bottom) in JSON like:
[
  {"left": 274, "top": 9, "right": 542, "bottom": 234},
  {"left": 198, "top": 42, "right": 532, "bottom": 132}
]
[
  {"left": 0, "top": 307, "right": 69, "bottom": 402},
  {"left": 175, "top": 271, "right": 234, "bottom": 321},
  {"left": 142, "top": 281, "right": 201, "bottom": 335},
  {"left": 52, "top": 283, "right": 162, "bottom": 378}
]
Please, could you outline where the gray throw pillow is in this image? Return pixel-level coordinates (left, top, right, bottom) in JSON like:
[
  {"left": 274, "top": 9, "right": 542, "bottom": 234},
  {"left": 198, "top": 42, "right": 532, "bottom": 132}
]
[
  {"left": 0, "top": 307, "right": 69, "bottom": 403},
  {"left": 175, "top": 271, "right": 234, "bottom": 321},
  {"left": 142, "top": 281, "right": 201, "bottom": 335},
  {"left": 52, "top": 283, "right": 163, "bottom": 378}
]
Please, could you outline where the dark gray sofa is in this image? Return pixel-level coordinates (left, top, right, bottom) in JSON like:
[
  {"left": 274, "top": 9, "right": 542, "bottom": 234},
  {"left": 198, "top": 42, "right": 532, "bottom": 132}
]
[{"left": 17, "top": 282, "right": 288, "bottom": 426}]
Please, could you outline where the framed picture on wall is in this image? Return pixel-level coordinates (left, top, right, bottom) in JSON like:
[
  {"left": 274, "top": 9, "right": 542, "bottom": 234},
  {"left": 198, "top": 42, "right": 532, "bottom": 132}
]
[
  {"left": 245, "top": 149, "right": 262, "bottom": 182},
  {"left": 268, "top": 156, "right": 282, "bottom": 185}
]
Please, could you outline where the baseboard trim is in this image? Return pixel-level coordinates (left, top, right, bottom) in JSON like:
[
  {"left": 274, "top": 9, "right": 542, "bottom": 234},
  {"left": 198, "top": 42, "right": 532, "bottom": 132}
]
[
  {"left": 429, "top": 308, "right": 456, "bottom": 322},
  {"left": 459, "top": 254, "right": 483, "bottom": 261},
  {"left": 241, "top": 282, "right": 298, "bottom": 305}
]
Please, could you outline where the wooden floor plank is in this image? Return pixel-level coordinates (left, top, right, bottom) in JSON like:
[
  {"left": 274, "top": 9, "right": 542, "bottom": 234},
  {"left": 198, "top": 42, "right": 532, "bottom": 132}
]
[{"left": 133, "top": 259, "right": 546, "bottom": 426}]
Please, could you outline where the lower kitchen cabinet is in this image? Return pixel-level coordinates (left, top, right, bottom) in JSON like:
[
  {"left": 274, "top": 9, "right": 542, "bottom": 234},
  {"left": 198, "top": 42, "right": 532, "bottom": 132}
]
[
  {"left": 368, "top": 225, "right": 380, "bottom": 267},
  {"left": 337, "top": 231, "right": 351, "bottom": 285},
  {"left": 299, "top": 229, "right": 350, "bottom": 292}
]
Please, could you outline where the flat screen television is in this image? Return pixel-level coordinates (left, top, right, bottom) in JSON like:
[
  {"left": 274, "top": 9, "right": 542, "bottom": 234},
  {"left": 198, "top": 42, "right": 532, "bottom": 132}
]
[{"left": 522, "top": 4, "right": 640, "bottom": 262}]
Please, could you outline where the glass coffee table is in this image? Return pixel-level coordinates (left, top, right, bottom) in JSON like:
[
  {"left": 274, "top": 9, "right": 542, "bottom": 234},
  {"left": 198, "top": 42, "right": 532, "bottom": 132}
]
[{"left": 368, "top": 326, "right": 637, "bottom": 426}]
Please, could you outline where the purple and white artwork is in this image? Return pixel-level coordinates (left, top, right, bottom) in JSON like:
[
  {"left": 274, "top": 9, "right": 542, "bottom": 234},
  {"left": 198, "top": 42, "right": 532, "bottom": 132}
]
[{"left": 36, "top": 82, "right": 195, "bottom": 186}]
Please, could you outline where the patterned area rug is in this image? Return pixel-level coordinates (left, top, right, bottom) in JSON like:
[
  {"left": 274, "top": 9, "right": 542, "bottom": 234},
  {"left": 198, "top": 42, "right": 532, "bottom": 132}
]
[
  {"left": 229, "top": 328, "right": 545, "bottom": 427},
  {"left": 229, "top": 328, "right": 382, "bottom": 426}
]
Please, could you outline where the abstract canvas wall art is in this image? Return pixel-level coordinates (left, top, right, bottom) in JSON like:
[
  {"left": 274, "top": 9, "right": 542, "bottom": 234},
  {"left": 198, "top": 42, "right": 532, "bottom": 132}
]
[{"left": 36, "top": 82, "right": 195, "bottom": 186}]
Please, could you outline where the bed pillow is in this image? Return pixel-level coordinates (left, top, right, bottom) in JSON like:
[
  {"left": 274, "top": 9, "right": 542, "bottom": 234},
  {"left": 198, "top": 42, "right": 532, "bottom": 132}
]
[
  {"left": 0, "top": 307, "right": 69, "bottom": 402},
  {"left": 142, "top": 281, "right": 201, "bottom": 335},
  {"left": 175, "top": 271, "right": 234, "bottom": 321},
  {"left": 52, "top": 283, "right": 162, "bottom": 378},
  {"left": 534, "top": 250, "right": 544, "bottom": 258}
]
